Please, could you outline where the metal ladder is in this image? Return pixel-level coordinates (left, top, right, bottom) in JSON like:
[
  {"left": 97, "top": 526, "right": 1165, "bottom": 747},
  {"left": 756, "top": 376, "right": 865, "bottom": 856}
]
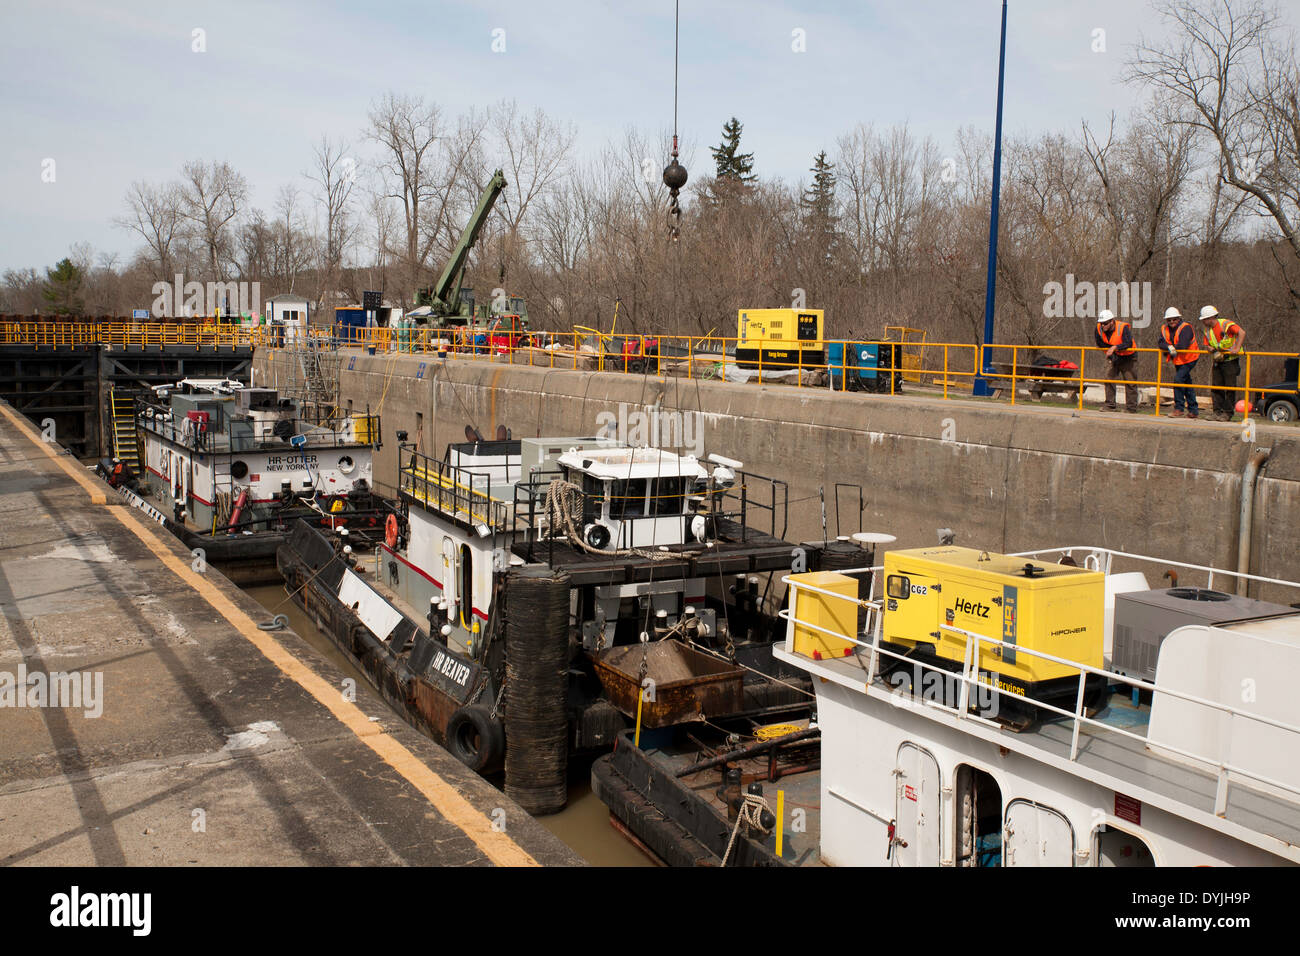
[
  {"left": 289, "top": 338, "right": 341, "bottom": 414},
  {"left": 109, "top": 390, "right": 139, "bottom": 470}
]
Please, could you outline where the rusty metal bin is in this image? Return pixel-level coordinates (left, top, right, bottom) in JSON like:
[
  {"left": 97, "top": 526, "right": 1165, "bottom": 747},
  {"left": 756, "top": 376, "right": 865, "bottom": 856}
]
[{"left": 592, "top": 639, "right": 744, "bottom": 728}]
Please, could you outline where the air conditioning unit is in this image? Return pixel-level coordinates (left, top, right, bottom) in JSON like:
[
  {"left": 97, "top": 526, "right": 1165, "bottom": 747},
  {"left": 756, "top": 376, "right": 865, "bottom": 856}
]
[
  {"left": 235, "top": 388, "right": 279, "bottom": 412},
  {"left": 1112, "top": 588, "right": 1299, "bottom": 681}
]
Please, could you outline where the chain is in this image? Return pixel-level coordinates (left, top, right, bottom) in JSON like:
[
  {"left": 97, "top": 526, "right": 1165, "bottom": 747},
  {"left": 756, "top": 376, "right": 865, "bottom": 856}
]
[
  {"left": 637, "top": 629, "right": 650, "bottom": 688},
  {"left": 489, "top": 679, "right": 507, "bottom": 721}
]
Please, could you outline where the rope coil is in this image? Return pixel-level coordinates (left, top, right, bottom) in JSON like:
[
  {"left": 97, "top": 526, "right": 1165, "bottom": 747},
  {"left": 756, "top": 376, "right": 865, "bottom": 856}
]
[
  {"left": 721, "top": 791, "right": 773, "bottom": 866},
  {"left": 543, "top": 478, "right": 682, "bottom": 561}
]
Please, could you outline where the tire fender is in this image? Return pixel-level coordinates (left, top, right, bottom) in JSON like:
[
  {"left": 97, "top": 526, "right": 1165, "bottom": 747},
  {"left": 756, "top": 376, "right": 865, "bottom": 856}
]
[{"left": 445, "top": 703, "right": 505, "bottom": 774}]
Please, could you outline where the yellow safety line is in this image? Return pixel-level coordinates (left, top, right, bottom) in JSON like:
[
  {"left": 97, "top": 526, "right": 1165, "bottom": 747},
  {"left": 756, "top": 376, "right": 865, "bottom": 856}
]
[{"left": 0, "top": 401, "right": 538, "bottom": 868}]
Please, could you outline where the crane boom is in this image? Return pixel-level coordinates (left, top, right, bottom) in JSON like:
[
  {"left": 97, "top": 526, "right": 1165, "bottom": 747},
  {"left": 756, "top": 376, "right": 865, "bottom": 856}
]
[{"left": 416, "top": 168, "right": 507, "bottom": 318}]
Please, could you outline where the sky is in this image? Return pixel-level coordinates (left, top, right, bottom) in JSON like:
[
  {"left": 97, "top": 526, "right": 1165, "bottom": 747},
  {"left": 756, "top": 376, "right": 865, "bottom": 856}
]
[{"left": 0, "top": 0, "right": 1182, "bottom": 274}]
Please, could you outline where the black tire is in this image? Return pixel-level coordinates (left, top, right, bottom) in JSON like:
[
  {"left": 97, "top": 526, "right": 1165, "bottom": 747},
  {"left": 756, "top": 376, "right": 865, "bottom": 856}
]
[
  {"left": 446, "top": 704, "right": 505, "bottom": 774},
  {"left": 1267, "top": 398, "right": 1298, "bottom": 423}
]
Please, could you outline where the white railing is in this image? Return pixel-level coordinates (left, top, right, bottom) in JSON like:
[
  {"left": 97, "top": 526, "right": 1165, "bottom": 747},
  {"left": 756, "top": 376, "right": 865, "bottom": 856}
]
[
  {"left": 778, "top": 547, "right": 1300, "bottom": 823},
  {"left": 1005, "top": 545, "right": 1300, "bottom": 596}
]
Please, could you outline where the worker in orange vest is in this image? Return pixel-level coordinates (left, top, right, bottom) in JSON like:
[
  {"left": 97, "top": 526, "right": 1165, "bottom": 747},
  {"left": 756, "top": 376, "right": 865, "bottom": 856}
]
[
  {"left": 1159, "top": 307, "right": 1200, "bottom": 418},
  {"left": 1198, "top": 305, "right": 1246, "bottom": 421},
  {"left": 1093, "top": 309, "right": 1139, "bottom": 412}
]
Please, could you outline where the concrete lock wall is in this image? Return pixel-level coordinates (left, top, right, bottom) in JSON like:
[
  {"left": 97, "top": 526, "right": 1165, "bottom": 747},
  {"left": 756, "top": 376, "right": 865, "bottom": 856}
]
[{"left": 256, "top": 350, "right": 1300, "bottom": 600}]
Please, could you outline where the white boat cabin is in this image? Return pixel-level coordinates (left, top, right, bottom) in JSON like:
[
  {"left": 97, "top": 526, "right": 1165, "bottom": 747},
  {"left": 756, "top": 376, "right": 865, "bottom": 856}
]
[{"left": 135, "top": 380, "right": 379, "bottom": 531}]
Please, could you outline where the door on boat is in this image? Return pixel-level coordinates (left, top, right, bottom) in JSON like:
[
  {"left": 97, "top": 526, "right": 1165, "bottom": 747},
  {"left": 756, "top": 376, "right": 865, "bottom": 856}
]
[
  {"left": 1094, "top": 826, "right": 1155, "bottom": 867},
  {"left": 954, "top": 764, "right": 1003, "bottom": 866},
  {"left": 893, "top": 742, "right": 941, "bottom": 866},
  {"left": 883, "top": 569, "right": 944, "bottom": 659},
  {"left": 1003, "top": 799, "right": 1074, "bottom": 866},
  {"left": 459, "top": 543, "right": 473, "bottom": 630}
]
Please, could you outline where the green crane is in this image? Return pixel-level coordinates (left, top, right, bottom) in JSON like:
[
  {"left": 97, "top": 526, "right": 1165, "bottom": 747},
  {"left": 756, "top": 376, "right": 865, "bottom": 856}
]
[{"left": 413, "top": 168, "right": 506, "bottom": 323}]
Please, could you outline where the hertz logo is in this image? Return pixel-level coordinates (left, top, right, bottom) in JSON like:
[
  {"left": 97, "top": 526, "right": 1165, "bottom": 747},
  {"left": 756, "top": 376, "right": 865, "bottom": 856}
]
[{"left": 954, "top": 597, "right": 990, "bottom": 619}]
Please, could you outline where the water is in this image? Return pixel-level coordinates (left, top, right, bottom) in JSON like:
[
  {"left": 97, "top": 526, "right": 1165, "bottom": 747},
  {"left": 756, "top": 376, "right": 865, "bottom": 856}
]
[{"left": 242, "top": 584, "right": 653, "bottom": 866}]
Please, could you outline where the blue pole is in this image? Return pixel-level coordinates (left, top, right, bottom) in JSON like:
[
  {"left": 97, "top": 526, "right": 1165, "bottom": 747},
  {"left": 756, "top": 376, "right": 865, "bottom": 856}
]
[{"left": 973, "top": 0, "right": 1007, "bottom": 398}]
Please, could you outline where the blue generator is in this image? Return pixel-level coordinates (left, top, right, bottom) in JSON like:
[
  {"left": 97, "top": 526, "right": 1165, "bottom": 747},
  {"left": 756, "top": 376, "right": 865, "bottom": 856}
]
[{"left": 828, "top": 341, "right": 903, "bottom": 393}]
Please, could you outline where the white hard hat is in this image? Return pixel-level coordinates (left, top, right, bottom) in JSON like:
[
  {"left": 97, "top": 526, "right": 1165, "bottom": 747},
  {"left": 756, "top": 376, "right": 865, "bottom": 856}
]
[
  {"left": 1098, "top": 309, "right": 1116, "bottom": 323},
  {"left": 1199, "top": 305, "right": 1219, "bottom": 320},
  {"left": 1163, "top": 307, "right": 1182, "bottom": 320}
]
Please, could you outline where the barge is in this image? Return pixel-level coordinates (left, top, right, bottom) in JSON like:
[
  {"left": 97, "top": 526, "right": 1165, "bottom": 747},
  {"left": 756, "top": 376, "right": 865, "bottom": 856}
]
[
  {"left": 594, "top": 545, "right": 1300, "bottom": 866},
  {"left": 276, "top": 428, "right": 829, "bottom": 814}
]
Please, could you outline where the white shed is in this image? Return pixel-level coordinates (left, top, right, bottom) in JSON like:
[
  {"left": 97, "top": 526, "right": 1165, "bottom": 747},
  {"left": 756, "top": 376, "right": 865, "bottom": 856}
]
[{"left": 265, "top": 294, "right": 310, "bottom": 344}]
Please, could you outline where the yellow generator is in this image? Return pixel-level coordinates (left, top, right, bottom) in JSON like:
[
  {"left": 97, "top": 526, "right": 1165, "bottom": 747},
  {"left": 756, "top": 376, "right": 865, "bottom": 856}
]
[
  {"left": 880, "top": 546, "right": 1106, "bottom": 707},
  {"left": 735, "top": 308, "right": 824, "bottom": 370}
]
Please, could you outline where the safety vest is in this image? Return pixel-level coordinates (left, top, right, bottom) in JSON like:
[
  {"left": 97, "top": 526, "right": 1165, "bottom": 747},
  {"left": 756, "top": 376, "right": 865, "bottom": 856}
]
[
  {"left": 1160, "top": 322, "right": 1199, "bottom": 365},
  {"left": 1097, "top": 321, "right": 1135, "bottom": 357},
  {"left": 1202, "top": 318, "right": 1241, "bottom": 359}
]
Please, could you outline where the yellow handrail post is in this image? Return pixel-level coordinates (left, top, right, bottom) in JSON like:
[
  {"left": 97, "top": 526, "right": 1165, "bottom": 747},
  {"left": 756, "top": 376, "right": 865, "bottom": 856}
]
[
  {"left": 1154, "top": 352, "right": 1163, "bottom": 417},
  {"left": 1010, "top": 347, "right": 1017, "bottom": 406},
  {"left": 1243, "top": 353, "right": 1252, "bottom": 418},
  {"left": 1078, "top": 347, "right": 1085, "bottom": 411}
]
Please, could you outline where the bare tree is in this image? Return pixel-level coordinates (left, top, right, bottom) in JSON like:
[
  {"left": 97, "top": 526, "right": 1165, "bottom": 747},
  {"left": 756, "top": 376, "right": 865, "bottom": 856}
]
[
  {"left": 366, "top": 92, "right": 446, "bottom": 300},
  {"left": 178, "top": 160, "right": 248, "bottom": 279},
  {"left": 1081, "top": 106, "right": 1194, "bottom": 284},
  {"left": 1128, "top": 0, "right": 1300, "bottom": 299},
  {"left": 115, "top": 181, "right": 183, "bottom": 280},
  {"left": 307, "top": 135, "right": 358, "bottom": 297},
  {"left": 490, "top": 99, "right": 577, "bottom": 283}
]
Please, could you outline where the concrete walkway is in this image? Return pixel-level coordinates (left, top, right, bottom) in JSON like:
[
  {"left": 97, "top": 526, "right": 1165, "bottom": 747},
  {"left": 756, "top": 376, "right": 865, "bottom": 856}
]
[{"left": 0, "top": 402, "right": 579, "bottom": 867}]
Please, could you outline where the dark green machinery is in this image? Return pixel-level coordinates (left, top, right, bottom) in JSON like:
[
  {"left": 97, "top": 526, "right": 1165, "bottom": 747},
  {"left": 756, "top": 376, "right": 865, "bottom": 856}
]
[{"left": 413, "top": 169, "right": 507, "bottom": 326}]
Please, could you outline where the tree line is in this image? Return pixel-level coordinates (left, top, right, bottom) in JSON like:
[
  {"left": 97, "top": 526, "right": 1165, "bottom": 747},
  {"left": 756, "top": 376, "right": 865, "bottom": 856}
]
[{"left": 4, "top": 0, "right": 1298, "bottom": 360}]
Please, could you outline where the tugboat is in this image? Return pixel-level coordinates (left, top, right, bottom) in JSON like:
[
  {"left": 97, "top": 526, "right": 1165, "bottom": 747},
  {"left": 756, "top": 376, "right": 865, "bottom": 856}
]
[
  {"left": 121, "top": 379, "right": 387, "bottom": 583},
  {"left": 593, "top": 543, "right": 1300, "bottom": 866},
  {"left": 275, "top": 427, "right": 825, "bottom": 814}
]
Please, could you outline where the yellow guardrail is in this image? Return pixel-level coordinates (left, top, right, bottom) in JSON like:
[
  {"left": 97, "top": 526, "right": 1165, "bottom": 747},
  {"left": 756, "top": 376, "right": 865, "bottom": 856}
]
[
  {"left": 982, "top": 343, "right": 1299, "bottom": 418},
  {"left": 0, "top": 320, "right": 283, "bottom": 348},
  {"left": 3, "top": 320, "right": 1295, "bottom": 417}
]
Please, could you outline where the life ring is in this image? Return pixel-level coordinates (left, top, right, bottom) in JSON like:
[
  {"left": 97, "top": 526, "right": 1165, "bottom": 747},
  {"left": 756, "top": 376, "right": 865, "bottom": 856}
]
[
  {"left": 445, "top": 704, "right": 505, "bottom": 774},
  {"left": 385, "top": 513, "right": 399, "bottom": 549}
]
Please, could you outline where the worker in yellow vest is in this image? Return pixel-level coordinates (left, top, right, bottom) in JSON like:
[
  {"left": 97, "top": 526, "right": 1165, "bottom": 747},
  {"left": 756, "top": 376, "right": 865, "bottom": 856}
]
[
  {"left": 1159, "top": 307, "right": 1200, "bottom": 418},
  {"left": 1198, "top": 305, "right": 1246, "bottom": 421},
  {"left": 1093, "top": 309, "right": 1139, "bottom": 412}
]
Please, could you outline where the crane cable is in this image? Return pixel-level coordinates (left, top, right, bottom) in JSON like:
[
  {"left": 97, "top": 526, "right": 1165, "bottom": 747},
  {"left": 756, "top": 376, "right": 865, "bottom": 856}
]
[{"left": 663, "top": 0, "right": 687, "bottom": 240}]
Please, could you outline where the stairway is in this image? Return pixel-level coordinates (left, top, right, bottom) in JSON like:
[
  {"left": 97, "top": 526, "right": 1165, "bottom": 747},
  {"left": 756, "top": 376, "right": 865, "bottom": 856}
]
[{"left": 109, "top": 390, "right": 139, "bottom": 471}]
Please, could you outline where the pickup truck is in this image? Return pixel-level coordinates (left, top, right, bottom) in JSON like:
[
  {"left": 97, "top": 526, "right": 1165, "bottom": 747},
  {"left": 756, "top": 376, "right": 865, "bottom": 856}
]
[{"left": 1254, "top": 357, "right": 1299, "bottom": 422}]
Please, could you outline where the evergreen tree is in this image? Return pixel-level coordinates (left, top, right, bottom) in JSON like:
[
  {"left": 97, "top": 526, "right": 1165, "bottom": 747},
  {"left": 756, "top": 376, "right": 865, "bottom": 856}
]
[
  {"left": 41, "top": 257, "right": 84, "bottom": 315},
  {"left": 802, "top": 150, "right": 836, "bottom": 218},
  {"left": 710, "top": 117, "right": 756, "bottom": 182},
  {"left": 801, "top": 150, "right": 838, "bottom": 261}
]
